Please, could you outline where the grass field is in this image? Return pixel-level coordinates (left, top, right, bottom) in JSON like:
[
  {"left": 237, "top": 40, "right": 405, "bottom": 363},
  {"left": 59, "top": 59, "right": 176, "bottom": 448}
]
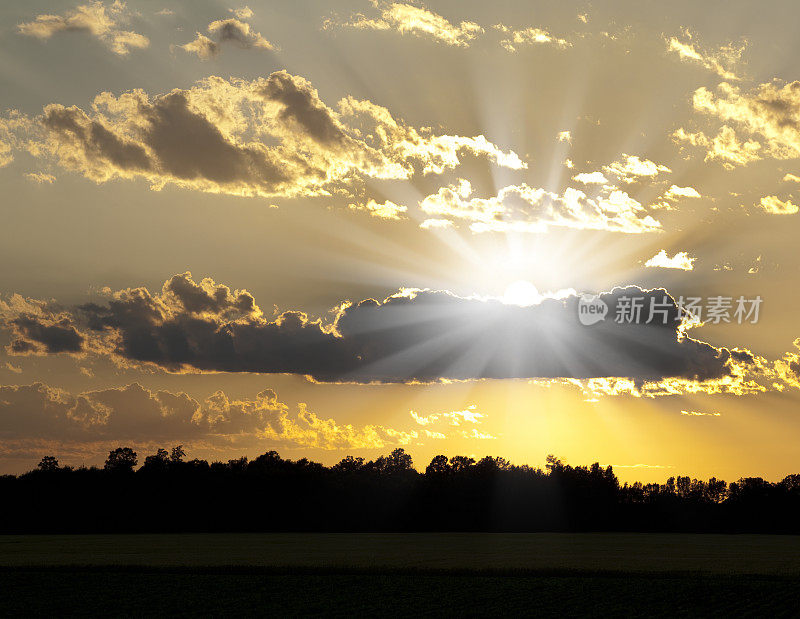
[{"left": 3, "top": 533, "right": 800, "bottom": 616}]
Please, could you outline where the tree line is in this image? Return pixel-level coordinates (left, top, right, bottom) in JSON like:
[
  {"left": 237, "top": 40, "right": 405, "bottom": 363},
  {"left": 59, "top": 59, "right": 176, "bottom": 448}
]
[{"left": 2, "top": 447, "right": 799, "bottom": 533}]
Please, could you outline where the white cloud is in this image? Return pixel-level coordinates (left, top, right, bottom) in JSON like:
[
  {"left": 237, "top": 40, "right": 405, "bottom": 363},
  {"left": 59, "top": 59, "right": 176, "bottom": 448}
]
[
  {"left": 604, "top": 154, "right": 671, "bottom": 183},
  {"left": 759, "top": 195, "right": 798, "bottom": 215},
  {"left": 419, "top": 179, "right": 661, "bottom": 234},
  {"left": 665, "top": 185, "right": 701, "bottom": 199},
  {"left": 644, "top": 250, "right": 696, "bottom": 271},
  {"left": 572, "top": 171, "right": 608, "bottom": 184},
  {"left": 349, "top": 198, "right": 407, "bottom": 220}
]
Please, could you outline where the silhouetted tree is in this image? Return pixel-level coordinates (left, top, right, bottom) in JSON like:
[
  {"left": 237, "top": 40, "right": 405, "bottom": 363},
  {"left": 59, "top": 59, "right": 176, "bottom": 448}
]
[
  {"left": 142, "top": 448, "right": 170, "bottom": 472},
  {"left": 333, "top": 455, "right": 366, "bottom": 473},
  {"left": 104, "top": 447, "right": 137, "bottom": 473},
  {"left": 37, "top": 456, "right": 59, "bottom": 472},
  {"left": 426, "top": 455, "right": 450, "bottom": 476},
  {"left": 4, "top": 448, "right": 800, "bottom": 534}
]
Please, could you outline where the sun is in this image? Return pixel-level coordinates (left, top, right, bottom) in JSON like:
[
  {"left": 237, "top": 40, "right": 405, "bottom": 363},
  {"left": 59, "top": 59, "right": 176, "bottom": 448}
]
[{"left": 502, "top": 280, "right": 542, "bottom": 306}]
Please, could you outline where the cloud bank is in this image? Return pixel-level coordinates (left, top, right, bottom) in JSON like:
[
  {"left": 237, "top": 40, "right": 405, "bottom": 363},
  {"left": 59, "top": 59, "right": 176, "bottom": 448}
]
[
  {"left": 0, "top": 273, "right": 749, "bottom": 385},
  {"left": 0, "top": 382, "right": 416, "bottom": 449}
]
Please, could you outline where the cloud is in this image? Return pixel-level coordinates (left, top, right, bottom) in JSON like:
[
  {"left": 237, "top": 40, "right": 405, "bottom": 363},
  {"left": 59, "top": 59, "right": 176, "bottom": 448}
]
[
  {"left": 496, "top": 25, "right": 571, "bottom": 52},
  {"left": 644, "top": 250, "right": 696, "bottom": 271},
  {"left": 0, "top": 140, "right": 11, "bottom": 168},
  {"left": 17, "top": 1, "right": 149, "bottom": 56},
  {"left": 1, "top": 71, "right": 523, "bottom": 200},
  {"left": 665, "top": 185, "right": 701, "bottom": 199},
  {"left": 681, "top": 410, "right": 721, "bottom": 417},
  {"left": 558, "top": 344, "right": 786, "bottom": 399},
  {"left": 666, "top": 34, "right": 742, "bottom": 80},
  {"left": 0, "top": 273, "right": 746, "bottom": 385},
  {"left": 24, "top": 172, "right": 56, "bottom": 184},
  {"left": 783, "top": 173, "right": 800, "bottom": 183},
  {"left": 0, "top": 382, "right": 416, "bottom": 449},
  {"left": 572, "top": 171, "right": 608, "bottom": 185},
  {"left": 650, "top": 185, "right": 702, "bottom": 210},
  {"left": 325, "top": 2, "right": 482, "bottom": 48},
  {"left": 759, "top": 195, "right": 799, "bottom": 215},
  {"left": 603, "top": 154, "right": 671, "bottom": 183},
  {"left": 683, "top": 81, "right": 800, "bottom": 167},
  {"left": 178, "top": 17, "right": 275, "bottom": 59},
  {"left": 460, "top": 428, "right": 496, "bottom": 439},
  {"left": 673, "top": 126, "right": 761, "bottom": 169},
  {"left": 418, "top": 179, "right": 661, "bottom": 234},
  {"left": 420, "top": 218, "right": 453, "bottom": 230},
  {"left": 349, "top": 199, "right": 407, "bottom": 220},
  {"left": 230, "top": 6, "right": 254, "bottom": 20},
  {"left": 557, "top": 130, "right": 572, "bottom": 143},
  {"left": 410, "top": 404, "right": 485, "bottom": 426}
]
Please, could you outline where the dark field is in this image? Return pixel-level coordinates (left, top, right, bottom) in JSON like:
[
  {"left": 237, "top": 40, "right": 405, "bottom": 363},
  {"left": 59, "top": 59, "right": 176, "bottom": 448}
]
[{"left": 3, "top": 533, "right": 800, "bottom": 616}]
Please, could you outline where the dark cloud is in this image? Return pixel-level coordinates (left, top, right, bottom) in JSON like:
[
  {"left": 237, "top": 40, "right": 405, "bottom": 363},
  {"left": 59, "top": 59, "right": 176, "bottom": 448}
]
[
  {"left": 43, "top": 104, "right": 151, "bottom": 172},
  {"left": 9, "top": 315, "right": 84, "bottom": 354},
  {"left": 2, "top": 274, "right": 743, "bottom": 384},
  {"left": 261, "top": 71, "right": 348, "bottom": 145},
  {"left": 139, "top": 92, "right": 291, "bottom": 187}
]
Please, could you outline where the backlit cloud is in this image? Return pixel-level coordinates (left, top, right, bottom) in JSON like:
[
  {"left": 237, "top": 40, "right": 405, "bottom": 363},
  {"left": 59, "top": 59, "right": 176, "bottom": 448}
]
[
  {"left": 0, "top": 382, "right": 417, "bottom": 449},
  {"left": 603, "top": 154, "right": 671, "bottom": 183},
  {"left": 666, "top": 33, "right": 742, "bottom": 80},
  {"left": 572, "top": 171, "right": 608, "bottom": 185},
  {"left": 644, "top": 250, "right": 696, "bottom": 271},
  {"left": 17, "top": 1, "right": 149, "bottom": 56},
  {"left": 349, "top": 199, "right": 408, "bottom": 220},
  {"left": 178, "top": 17, "right": 275, "bottom": 59},
  {"left": 496, "top": 25, "right": 571, "bottom": 52},
  {"left": 759, "top": 195, "right": 798, "bottom": 215},
  {"left": 418, "top": 179, "right": 661, "bottom": 234},
  {"left": 673, "top": 126, "right": 762, "bottom": 169},
  {"left": 410, "top": 404, "right": 485, "bottom": 426},
  {"left": 0, "top": 273, "right": 746, "bottom": 385},
  {"left": 681, "top": 81, "right": 800, "bottom": 168},
  {"left": 0, "top": 71, "right": 523, "bottom": 200},
  {"left": 325, "top": 2, "right": 483, "bottom": 48}
]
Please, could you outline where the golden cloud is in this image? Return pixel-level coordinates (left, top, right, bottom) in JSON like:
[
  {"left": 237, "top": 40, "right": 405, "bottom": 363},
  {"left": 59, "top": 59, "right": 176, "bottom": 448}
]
[
  {"left": 1, "top": 71, "right": 524, "bottom": 199},
  {"left": 17, "top": 1, "right": 149, "bottom": 56}
]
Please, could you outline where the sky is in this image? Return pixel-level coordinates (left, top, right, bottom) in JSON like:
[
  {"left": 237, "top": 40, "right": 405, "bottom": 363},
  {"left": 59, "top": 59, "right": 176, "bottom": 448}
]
[{"left": 1, "top": 0, "right": 800, "bottom": 481}]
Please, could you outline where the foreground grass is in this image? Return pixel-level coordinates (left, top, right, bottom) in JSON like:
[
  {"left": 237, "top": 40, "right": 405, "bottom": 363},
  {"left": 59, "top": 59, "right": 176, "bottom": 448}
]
[
  {"left": 2, "top": 567, "right": 799, "bottom": 617},
  {"left": 3, "top": 534, "right": 800, "bottom": 615},
  {"left": 3, "top": 532, "right": 800, "bottom": 573}
]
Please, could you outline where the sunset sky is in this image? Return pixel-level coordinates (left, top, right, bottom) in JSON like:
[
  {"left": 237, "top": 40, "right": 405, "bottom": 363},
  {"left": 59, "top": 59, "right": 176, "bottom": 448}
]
[{"left": 1, "top": 0, "right": 800, "bottom": 481}]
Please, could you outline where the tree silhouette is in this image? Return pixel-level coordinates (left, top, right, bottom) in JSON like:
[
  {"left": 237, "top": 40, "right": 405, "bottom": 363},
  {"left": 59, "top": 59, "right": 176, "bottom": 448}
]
[
  {"left": 4, "top": 446, "right": 800, "bottom": 534},
  {"left": 104, "top": 447, "right": 137, "bottom": 473},
  {"left": 37, "top": 456, "right": 59, "bottom": 472}
]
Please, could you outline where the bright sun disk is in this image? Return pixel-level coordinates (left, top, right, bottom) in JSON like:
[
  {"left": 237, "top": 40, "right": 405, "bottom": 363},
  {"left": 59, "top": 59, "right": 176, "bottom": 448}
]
[{"left": 502, "top": 280, "right": 541, "bottom": 306}]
